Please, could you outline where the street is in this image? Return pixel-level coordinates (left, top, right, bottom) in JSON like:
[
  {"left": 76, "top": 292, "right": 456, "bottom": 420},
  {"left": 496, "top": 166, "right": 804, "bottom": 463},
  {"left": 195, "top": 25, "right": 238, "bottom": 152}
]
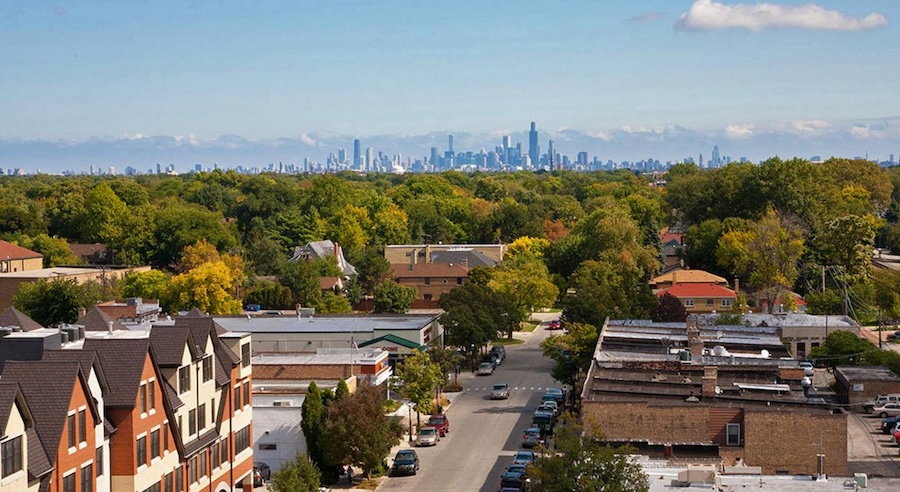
[{"left": 381, "top": 315, "right": 559, "bottom": 491}]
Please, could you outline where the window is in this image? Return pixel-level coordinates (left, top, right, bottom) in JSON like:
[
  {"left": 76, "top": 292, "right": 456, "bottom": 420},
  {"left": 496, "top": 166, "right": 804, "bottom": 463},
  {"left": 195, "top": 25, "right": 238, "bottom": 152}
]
[
  {"left": 151, "top": 429, "right": 160, "bottom": 459},
  {"left": 241, "top": 344, "right": 251, "bottom": 368},
  {"left": 163, "top": 423, "right": 168, "bottom": 454},
  {"left": 202, "top": 356, "right": 213, "bottom": 382},
  {"left": 684, "top": 299, "right": 694, "bottom": 307},
  {"left": 175, "top": 466, "right": 184, "bottom": 492},
  {"left": 95, "top": 447, "right": 103, "bottom": 477},
  {"left": 149, "top": 380, "right": 156, "bottom": 410},
  {"left": 137, "top": 436, "right": 147, "bottom": 466},
  {"left": 178, "top": 366, "right": 191, "bottom": 394},
  {"left": 188, "top": 409, "right": 197, "bottom": 436},
  {"left": 705, "top": 298, "right": 714, "bottom": 306},
  {"left": 81, "top": 463, "right": 93, "bottom": 492},
  {"left": 210, "top": 399, "right": 215, "bottom": 425},
  {"left": 199, "top": 451, "right": 207, "bottom": 477},
  {"left": 721, "top": 299, "right": 732, "bottom": 307},
  {"left": 456, "top": 277, "right": 462, "bottom": 285},
  {"left": 235, "top": 425, "right": 251, "bottom": 453},
  {"left": 221, "top": 436, "right": 229, "bottom": 465},
  {"left": 188, "top": 457, "right": 197, "bottom": 484},
  {"left": 164, "top": 472, "right": 173, "bottom": 492},
  {"left": 259, "top": 443, "right": 277, "bottom": 450},
  {"left": 423, "top": 294, "right": 433, "bottom": 301},
  {"left": 142, "top": 483, "right": 161, "bottom": 492},
  {"left": 67, "top": 414, "right": 76, "bottom": 448},
  {"left": 726, "top": 423, "right": 741, "bottom": 446},
  {"left": 63, "top": 472, "right": 75, "bottom": 492},
  {"left": 198, "top": 404, "right": 206, "bottom": 432},
  {"left": 1, "top": 435, "right": 23, "bottom": 477},
  {"left": 233, "top": 386, "right": 241, "bottom": 411},
  {"left": 212, "top": 443, "right": 220, "bottom": 468},
  {"left": 243, "top": 382, "right": 250, "bottom": 407},
  {"left": 140, "top": 383, "right": 148, "bottom": 413},
  {"left": 424, "top": 277, "right": 430, "bottom": 285},
  {"left": 78, "top": 410, "right": 87, "bottom": 444}
]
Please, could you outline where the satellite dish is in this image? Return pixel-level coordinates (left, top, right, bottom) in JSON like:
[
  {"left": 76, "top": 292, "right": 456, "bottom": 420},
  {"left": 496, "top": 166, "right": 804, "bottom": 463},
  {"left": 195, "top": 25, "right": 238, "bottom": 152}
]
[
  {"left": 715, "top": 386, "right": 722, "bottom": 395},
  {"left": 716, "top": 330, "right": 723, "bottom": 339}
]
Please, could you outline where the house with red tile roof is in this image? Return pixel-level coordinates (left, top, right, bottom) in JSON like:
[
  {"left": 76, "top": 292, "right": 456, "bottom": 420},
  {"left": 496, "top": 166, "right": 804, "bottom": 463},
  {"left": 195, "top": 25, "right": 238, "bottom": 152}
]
[
  {"left": 0, "top": 241, "right": 42, "bottom": 273},
  {"left": 650, "top": 269, "right": 729, "bottom": 291},
  {"left": 656, "top": 283, "right": 737, "bottom": 314}
]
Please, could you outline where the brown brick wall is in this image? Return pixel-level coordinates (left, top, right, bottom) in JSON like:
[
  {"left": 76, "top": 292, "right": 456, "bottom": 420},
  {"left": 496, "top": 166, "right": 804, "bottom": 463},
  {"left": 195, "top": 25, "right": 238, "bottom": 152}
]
[
  {"left": 743, "top": 410, "right": 847, "bottom": 476},
  {"left": 254, "top": 364, "right": 348, "bottom": 380},
  {"left": 582, "top": 402, "right": 709, "bottom": 443}
]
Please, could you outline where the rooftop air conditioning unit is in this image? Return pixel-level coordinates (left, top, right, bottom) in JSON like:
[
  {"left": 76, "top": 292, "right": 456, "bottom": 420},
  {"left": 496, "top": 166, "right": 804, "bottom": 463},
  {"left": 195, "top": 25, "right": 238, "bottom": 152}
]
[{"left": 273, "top": 400, "right": 293, "bottom": 407}]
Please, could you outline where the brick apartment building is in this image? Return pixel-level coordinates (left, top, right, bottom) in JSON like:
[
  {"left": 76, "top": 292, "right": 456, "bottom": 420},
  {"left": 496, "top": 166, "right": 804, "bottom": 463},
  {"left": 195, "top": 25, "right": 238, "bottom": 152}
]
[
  {"left": 583, "top": 318, "right": 849, "bottom": 476},
  {"left": 0, "top": 312, "right": 255, "bottom": 492}
]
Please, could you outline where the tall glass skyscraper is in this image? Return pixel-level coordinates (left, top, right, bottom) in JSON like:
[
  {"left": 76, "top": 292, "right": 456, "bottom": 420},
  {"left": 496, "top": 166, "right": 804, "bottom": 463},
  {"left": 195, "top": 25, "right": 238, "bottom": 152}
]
[
  {"left": 353, "top": 139, "right": 361, "bottom": 169},
  {"left": 528, "top": 122, "right": 539, "bottom": 166}
]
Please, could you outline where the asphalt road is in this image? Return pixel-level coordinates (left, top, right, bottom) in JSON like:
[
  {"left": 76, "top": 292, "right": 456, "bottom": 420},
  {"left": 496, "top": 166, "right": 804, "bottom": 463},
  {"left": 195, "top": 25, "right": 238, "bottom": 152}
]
[{"left": 381, "top": 317, "right": 561, "bottom": 492}]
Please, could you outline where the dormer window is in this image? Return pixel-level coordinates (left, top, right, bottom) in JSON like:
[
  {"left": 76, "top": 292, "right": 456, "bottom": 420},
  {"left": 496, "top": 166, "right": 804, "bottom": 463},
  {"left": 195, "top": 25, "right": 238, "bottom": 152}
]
[
  {"left": 202, "top": 356, "right": 213, "bottom": 382},
  {"left": 178, "top": 366, "right": 191, "bottom": 394},
  {"left": 1, "top": 435, "right": 22, "bottom": 477}
]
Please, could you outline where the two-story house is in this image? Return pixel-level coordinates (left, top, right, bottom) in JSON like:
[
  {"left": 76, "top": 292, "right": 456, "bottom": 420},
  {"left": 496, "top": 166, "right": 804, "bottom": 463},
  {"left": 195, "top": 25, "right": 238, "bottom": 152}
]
[{"left": 0, "top": 381, "right": 37, "bottom": 492}]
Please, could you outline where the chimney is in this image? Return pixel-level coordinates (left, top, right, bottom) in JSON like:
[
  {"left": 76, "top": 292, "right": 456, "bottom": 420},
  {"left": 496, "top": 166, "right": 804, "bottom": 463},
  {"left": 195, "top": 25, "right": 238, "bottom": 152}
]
[
  {"left": 687, "top": 318, "right": 704, "bottom": 360},
  {"left": 411, "top": 248, "right": 418, "bottom": 266},
  {"left": 671, "top": 271, "right": 678, "bottom": 286},
  {"left": 334, "top": 242, "right": 339, "bottom": 258},
  {"left": 701, "top": 366, "right": 718, "bottom": 398},
  {"left": 425, "top": 244, "right": 432, "bottom": 263},
  {"left": 107, "top": 321, "right": 114, "bottom": 334}
]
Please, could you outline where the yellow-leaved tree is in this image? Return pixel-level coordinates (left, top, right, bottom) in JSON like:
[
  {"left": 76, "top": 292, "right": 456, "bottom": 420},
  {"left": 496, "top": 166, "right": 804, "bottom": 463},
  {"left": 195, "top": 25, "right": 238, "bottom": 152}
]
[{"left": 166, "top": 240, "right": 245, "bottom": 314}]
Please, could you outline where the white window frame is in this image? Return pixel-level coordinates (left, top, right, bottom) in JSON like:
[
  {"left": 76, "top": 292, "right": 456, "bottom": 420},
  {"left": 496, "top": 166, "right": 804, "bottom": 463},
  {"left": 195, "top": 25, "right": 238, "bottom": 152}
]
[{"left": 684, "top": 299, "right": 694, "bottom": 307}]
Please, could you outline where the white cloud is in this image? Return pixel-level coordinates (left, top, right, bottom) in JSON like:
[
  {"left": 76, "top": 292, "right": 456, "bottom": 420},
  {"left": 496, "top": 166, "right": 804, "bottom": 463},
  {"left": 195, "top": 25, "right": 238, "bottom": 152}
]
[
  {"left": 298, "top": 132, "right": 318, "bottom": 146},
  {"left": 849, "top": 124, "right": 893, "bottom": 140},
  {"left": 121, "top": 132, "right": 147, "bottom": 140},
  {"left": 725, "top": 124, "right": 754, "bottom": 139},
  {"left": 790, "top": 119, "right": 831, "bottom": 135},
  {"left": 585, "top": 129, "right": 612, "bottom": 141},
  {"left": 676, "top": 0, "right": 888, "bottom": 32}
]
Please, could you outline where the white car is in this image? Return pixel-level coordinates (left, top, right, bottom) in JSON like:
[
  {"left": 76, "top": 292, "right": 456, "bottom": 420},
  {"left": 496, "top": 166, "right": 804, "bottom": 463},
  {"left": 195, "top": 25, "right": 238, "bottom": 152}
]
[
  {"left": 798, "top": 361, "right": 814, "bottom": 377},
  {"left": 491, "top": 383, "right": 510, "bottom": 399},
  {"left": 477, "top": 362, "right": 494, "bottom": 376},
  {"left": 415, "top": 426, "right": 439, "bottom": 446},
  {"left": 872, "top": 403, "right": 900, "bottom": 418}
]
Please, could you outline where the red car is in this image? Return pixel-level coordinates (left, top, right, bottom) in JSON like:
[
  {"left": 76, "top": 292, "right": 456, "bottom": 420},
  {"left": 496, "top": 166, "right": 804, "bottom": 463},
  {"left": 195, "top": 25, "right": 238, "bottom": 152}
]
[
  {"left": 426, "top": 414, "right": 450, "bottom": 437},
  {"left": 548, "top": 319, "right": 562, "bottom": 330},
  {"left": 892, "top": 425, "right": 900, "bottom": 445}
]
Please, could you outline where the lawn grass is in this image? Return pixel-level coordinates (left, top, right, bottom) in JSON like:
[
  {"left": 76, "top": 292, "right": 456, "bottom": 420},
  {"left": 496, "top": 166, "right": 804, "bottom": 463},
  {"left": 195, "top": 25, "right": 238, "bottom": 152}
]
[
  {"left": 520, "top": 320, "right": 540, "bottom": 333},
  {"left": 492, "top": 338, "right": 525, "bottom": 346}
]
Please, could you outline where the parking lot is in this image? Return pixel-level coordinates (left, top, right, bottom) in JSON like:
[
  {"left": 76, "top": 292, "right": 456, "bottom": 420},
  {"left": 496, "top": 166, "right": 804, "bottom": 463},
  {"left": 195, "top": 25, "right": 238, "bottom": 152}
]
[{"left": 847, "top": 412, "right": 900, "bottom": 477}]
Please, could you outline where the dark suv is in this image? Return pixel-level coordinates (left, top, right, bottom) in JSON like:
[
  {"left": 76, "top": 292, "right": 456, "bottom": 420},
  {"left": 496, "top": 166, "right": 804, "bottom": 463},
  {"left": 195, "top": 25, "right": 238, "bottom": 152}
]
[{"left": 391, "top": 449, "right": 420, "bottom": 476}]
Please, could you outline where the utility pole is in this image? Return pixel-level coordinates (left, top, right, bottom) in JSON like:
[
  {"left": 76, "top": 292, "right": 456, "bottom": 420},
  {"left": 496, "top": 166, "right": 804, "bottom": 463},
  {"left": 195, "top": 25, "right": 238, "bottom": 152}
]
[{"left": 821, "top": 266, "right": 826, "bottom": 293}]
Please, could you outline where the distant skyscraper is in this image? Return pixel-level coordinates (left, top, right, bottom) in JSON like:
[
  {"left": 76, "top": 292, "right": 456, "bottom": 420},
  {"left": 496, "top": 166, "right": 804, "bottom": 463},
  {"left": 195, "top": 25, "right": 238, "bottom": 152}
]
[
  {"left": 502, "top": 135, "right": 510, "bottom": 151},
  {"left": 528, "top": 122, "right": 539, "bottom": 166},
  {"left": 353, "top": 139, "right": 361, "bottom": 169},
  {"left": 712, "top": 145, "right": 721, "bottom": 167},
  {"left": 366, "top": 147, "right": 374, "bottom": 171},
  {"left": 548, "top": 139, "right": 555, "bottom": 169},
  {"left": 699, "top": 153, "right": 704, "bottom": 168},
  {"left": 338, "top": 148, "right": 346, "bottom": 164},
  {"left": 448, "top": 134, "right": 454, "bottom": 154},
  {"left": 430, "top": 147, "right": 439, "bottom": 167}
]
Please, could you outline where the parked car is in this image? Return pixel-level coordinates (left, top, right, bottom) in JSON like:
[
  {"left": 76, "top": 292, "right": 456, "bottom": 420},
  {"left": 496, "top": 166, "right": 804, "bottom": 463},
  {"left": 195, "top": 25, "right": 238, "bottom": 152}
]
[
  {"left": 511, "top": 450, "right": 536, "bottom": 466},
  {"left": 426, "top": 414, "right": 450, "bottom": 436},
  {"left": 872, "top": 403, "right": 900, "bottom": 418},
  {"left": 483, "top": 352, "right": 502, "bottom": 367},
  {"left": 863, "top": 394, "right": 900, "bottom": 413},
  {"left": 416, "top": 426, "right": 440, "bottom": 446},
  {"left": 491, "top": 345, "right": 506, "bottom": 361},
  {"left": 881, "top": 416, "right": 900, "bottom": 434},
  {"left": 478, "top": 362, "right": 495, "bottom": 376},
  {"left": 390, "top": 449, "right": 420, "bottom": 476},
  {"left": 892, "top": 424, "right": 900, "bottom": 445},
  {"left": 544, "top": 387, "right": 566, "bottom": 405},
  {"left": 885, "top": 330, "right": 900, "bottom": 342},
  {"left": 532, "top": 412, "right": 555, "bottom": 435},
  {"left": 522, "top": 427, "right": 542, "bottom": 448},
  {"left": 499, "top": 464, "right": 529, "bottom": 491},
  {"left": 254, "top": 462, "right": 271, "bottom": 482},
  {"left": 548, "top": 319, "right": 562, "bottom": 330},
  {"left": 253, "top": 467, "right": 265, "bottom": 487},
  {"left": 491, "top": 383, "right": 510, "bottom": 399},
  {"left": 798, "top": 361, "right": 815, "bottom": 377},
  {"left": 537, "top": 401, "right": 558, "bottom": 417}
]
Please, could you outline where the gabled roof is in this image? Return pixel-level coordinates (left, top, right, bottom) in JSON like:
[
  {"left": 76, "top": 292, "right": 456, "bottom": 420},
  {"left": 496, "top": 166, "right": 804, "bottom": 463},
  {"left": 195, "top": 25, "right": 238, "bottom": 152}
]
[
  {"left": 390, "top": 262, "right": 469, "bottom": 278},
  {"left": 76, "top": 306, "right": 126, "bottom": 331},
  {"left": 42, "top": 349, "right": 111, "bottom": 398},
  {"left": 26, "top": 427, "right": 52, "bottom": 481},
  {"left": 149, "top": 326, "right": 198, "bottom": 366},
  {"left": 660, "top": 227, "right": 684, "bottom": 245},
  {"left": 81, "top": 338, "right": 152, "bottom": 408},
  {"left": 0, "top": 240, "right": 42, "bottom": 260},
  {"left": 290, "top": 240, "right": 357, "bottom": 277},
  {"left": 0, "top": 382, "right": 32, "bottom": 438},
  {"left": 657, "top": 283, "right": 737, "bottom": 299},
  {"left": 174, "top": 317, "right": 238, "bottom": 386},
  {"left": 650, "top": 269, "right": 727, "bottom": 286},
  {"left": 358, "top": 333, "right": 425, "bottom": 351},
  {"left": 0, "top": 306, "right": 43, "bottom": 331},
  {"left": 184, "top": 307, "right": 207, "bottom": 318},
  {"left": 1, "top": 361, "right": 100, "bottom": 468}
]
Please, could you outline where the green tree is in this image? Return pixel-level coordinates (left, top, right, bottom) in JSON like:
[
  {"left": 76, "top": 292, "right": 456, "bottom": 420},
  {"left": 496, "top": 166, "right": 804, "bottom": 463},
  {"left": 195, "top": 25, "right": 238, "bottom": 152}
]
[
  {"left": 268, "top": 453, "right": 321, "bottom": 492},
  {"left": 321, "top": 383, "right": 403, "bottom": 478},
  {"left": 489, "top": 257, "right": 559, "bottom": 318},
  {"left": 315, "top": 291, "right": 352, "bottom": 314},
  {"left": 80, "top": 182, "right": 128, "bottom": 243},
  {"left": 16, "top": 234, "right": 83, "bottom": 267},
  {"left": 278, "top": 260, "right": 323, "bottom": 309},
  {"left": 152, "top": 201, "right": 238, "bottom": 269},
  {"left": 427, "top": 346, "right": 464, "bottom": 390},
  {"left": 245, "top": 234, "right": 288, "bottom": 277},
  {"left": 562, "top": 260, "right": 654, "bottom": 328},
  {"left": 13, "top": 278, "right": 102, "bottom": 327},
  {"left": 335, "top": 379, "right": 350, "bottom": 401},
  {"left": 373, "top": 281, "right": 417, "bottom": 314},
  {"left": 812, "top": 214, "right": 878, "bottom": 282},
  {"left": 244, "top": 280, "right": 294, "bottom": 310},
  {"left": 873, "top": 269, "right": 900, "bottom": 320},
  {"left": 528, "top": 417, "right": 649, "bottom": 492},
  {"left": 810, "top": 330, "right": 900, "bottom": 374},
  {"left": 439, "top": 284, "right": 515, "bottom": 358},
  {"left": 541, "top": 322, "right": 598, "bottom": 401},
  {"left": 717, "top": 209, "right": 805, "bottom": 313},
  {"left": 301, "top": 382, "right": 327, "bottom": 472},
  {"left": 166, "top": 261, "right": 243, "bottom": 314},
  {"left": 396, "top": 349, "right": 443, "bottom": 427},
  {"left": 121, "top": 270, "right": 171, "bottom": 301},
  {"left": 354, "top": 247, "right": 393, "bottom": 296}
]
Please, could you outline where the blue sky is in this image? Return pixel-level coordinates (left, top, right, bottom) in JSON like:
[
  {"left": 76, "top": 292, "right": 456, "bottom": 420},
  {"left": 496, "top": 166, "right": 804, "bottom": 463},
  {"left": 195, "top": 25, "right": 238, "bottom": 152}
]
[{"left": 0, "top": 1, "right": 898, "bottom": 168}]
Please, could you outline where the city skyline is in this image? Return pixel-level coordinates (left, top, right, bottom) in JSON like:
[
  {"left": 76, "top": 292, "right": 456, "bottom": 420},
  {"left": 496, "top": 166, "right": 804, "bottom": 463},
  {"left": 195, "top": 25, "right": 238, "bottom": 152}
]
[{"left": 1, "top": 1, "right": 898, "bottom": 172}]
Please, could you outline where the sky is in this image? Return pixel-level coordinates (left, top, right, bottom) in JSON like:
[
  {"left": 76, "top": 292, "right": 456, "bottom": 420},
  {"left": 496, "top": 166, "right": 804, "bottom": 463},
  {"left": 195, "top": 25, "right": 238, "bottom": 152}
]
[{"left": 0, "top": 0, "right": 899, "bottom": 170}]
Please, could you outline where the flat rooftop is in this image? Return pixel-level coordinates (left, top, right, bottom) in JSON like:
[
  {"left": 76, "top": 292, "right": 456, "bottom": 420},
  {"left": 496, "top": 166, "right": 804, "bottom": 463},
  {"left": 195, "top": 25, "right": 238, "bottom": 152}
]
[
  {"left": 252, "top": 348, "right": 387, "bottom": 366},
  {"left": 212, "top": 313, "right": 439, "bottom": 334}
]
